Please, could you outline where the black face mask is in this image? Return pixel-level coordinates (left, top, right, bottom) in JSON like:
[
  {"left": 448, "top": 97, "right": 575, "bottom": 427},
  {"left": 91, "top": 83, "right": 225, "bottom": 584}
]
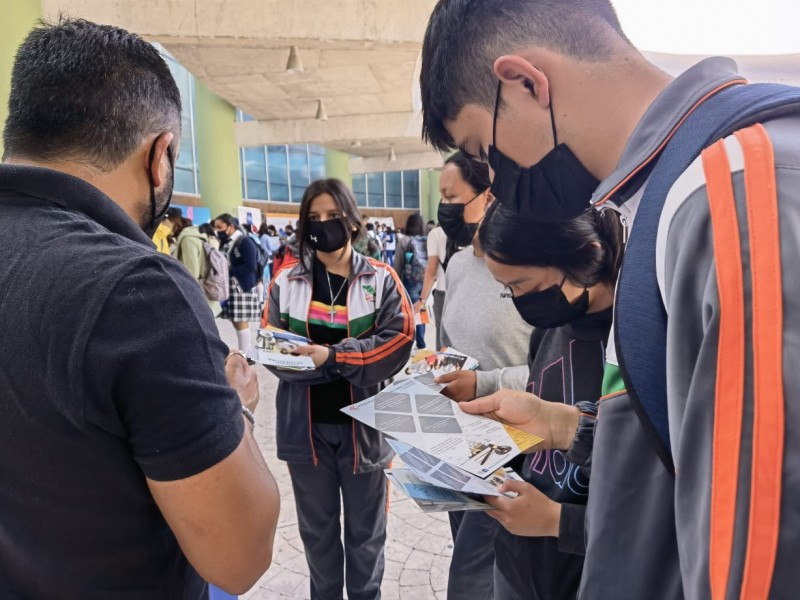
[
  {"left": 512, "top": 278, "right": 590, "bottom": 329},
  {"left": 307, "top": 218, "right": 349, "bottom": 253},
  {"left": 217, "top": 230, "right": 230, "bottom": 245},
  {"left": 143, "top": 138, "right": 175, "bottom": 237},
  {"left": 438, "top": 191, "right": 483, "bottom": 246},
  {"left": 488, "top": 80, "right": 599, "bottom": 222}
]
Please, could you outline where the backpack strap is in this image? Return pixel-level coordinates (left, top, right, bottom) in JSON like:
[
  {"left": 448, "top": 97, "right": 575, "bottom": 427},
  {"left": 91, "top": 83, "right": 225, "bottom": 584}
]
[{"left": 615, "top": 83, "right": 800, "bottom": 472}]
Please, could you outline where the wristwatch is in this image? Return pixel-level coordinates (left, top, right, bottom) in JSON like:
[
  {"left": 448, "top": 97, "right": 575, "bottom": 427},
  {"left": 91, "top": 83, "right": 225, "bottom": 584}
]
[{"left": 565, "top": 401, "right": 598, "bottom": 466}]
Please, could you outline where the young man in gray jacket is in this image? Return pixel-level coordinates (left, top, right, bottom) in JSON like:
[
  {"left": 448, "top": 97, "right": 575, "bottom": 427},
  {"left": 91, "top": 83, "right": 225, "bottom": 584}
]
[{"left": 420, "top": 1, "right": 800, "bottom": 598}]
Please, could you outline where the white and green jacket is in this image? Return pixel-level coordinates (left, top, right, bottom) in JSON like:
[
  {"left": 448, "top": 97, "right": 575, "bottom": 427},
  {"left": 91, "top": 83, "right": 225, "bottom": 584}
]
[{"left": 263, "top": 251, "right": 414, "bottom": 472}]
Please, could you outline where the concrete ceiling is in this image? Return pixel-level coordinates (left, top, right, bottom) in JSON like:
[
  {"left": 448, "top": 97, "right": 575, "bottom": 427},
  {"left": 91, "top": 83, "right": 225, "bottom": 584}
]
[
  {"left": 42, "top": 0, "right": 443, "bottom": 172},
  {"left": 39, "top": 1, "right": 800, "bottom": 174}
]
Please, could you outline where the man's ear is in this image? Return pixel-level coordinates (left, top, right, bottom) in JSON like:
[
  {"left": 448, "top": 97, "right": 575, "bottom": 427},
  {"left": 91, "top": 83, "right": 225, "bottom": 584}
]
[
  {"left": 493, "top": 55, "right": 551, "bottom": 110},
  {"left": 145, "top": 132, "right": 175, "bottom": 188}
]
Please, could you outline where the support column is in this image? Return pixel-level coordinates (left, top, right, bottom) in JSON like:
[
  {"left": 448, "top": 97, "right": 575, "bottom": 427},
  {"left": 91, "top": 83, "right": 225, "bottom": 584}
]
[
  {"left": 194, "top": 80, "right": 242, "bottom": 219},
  {"left": 325, "top": 148, "right": 352, "bottom": 187},
  {"left": 421, "top": 169, "right": 441, "bottom": 223},
  {"left": 0, "top": 0, "right": 41, "bottom": 159}
]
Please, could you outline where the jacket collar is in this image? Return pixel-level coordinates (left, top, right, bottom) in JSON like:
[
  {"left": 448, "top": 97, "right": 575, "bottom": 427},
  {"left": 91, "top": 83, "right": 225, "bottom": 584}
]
[
  {"left": 0, "top": 163, "right": 154, "bottom": 246},
  {"left": 592, "top": 57, "right": 746, "bottom": 209},
  {"left": 287, "top": 249, "right": 377, "bottom": 282}
]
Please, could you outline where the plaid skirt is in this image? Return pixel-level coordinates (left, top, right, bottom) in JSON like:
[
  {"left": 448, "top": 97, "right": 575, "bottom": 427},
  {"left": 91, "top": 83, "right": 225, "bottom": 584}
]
[{"left": 221, "top": 277, "right": 262, "bottom": 322}]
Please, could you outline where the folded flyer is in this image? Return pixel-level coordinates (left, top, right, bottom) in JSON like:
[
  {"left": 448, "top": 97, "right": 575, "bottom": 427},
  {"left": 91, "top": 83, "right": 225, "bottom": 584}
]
[
  {"left": 404, "top": 347, "right": 480, "bottom": 391},
  {"left": 386, "top": 438, "right": 521, "bottom": 498},
  {"left": 255, "top": 326, "right": 316, "bottom": 371},
  {"left": 343, "top": 378, "right": 542, "bottom": 478},
  {"left": 385, "top": 469, "right": 492, "bottom": 513}
]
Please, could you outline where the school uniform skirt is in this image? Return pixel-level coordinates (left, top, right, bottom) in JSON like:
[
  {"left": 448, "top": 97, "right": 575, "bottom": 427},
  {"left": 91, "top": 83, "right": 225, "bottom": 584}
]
[{"left": 220, "top": 277, "right": 262, "bottom": 322}]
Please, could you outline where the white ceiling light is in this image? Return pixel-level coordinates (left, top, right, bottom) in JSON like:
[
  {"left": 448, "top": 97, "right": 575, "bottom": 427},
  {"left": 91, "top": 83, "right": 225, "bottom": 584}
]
[
  {"left": 315, "top": 99, "right": 328, "bottom": 122},
  {"left": 388, "top": 145, "right": 397, "bottom": 162},
  {"left": 286, "top": 45, "right": 304, "bottom": 73}
]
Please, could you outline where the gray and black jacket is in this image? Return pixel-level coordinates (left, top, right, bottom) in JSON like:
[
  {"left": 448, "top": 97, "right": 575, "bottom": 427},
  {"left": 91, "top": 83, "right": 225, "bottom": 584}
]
[
  {"left": 582, "top": 57, "right": 800, "bottom": 599},
  {"left": 263, "top": 252, "right": 414, "bottom": 473}
]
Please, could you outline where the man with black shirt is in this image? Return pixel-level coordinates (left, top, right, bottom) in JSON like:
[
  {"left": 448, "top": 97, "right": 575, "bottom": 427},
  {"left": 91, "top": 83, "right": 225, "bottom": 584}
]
[{"left": 0, "top": 18, "right": 280, "bottom": 598}]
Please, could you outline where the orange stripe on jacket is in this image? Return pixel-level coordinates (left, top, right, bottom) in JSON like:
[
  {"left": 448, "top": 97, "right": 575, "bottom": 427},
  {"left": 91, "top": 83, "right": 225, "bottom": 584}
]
[
  {"left": 736, "top": 124, "right": 785, "bottom": 600},
  {"left": 336, "top": 265, "right": 414, "bottom": 365},
  {"left": 702, "top": 139, "right": 747, "bottom": 600}
]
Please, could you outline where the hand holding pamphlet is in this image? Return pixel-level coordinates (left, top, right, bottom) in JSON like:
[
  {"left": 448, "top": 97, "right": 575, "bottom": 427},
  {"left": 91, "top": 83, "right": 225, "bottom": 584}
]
[
  {"left": 255, "top": 326, "right": 316, "bottom": 371},
  {"left": 342, "top": 378, "right": 542, "bottom": 478},
  {"left": 404, "top": 347, "right": 480, "bottom": 391}
]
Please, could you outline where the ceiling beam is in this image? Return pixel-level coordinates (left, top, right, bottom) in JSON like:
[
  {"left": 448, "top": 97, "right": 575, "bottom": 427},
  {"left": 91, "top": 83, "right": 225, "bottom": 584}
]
[
  {"left": 349, "top": 151, "right": 444, "bottom": 174},
  {"left": 235, "top": 111, "right": 423, "bottom": 147}
]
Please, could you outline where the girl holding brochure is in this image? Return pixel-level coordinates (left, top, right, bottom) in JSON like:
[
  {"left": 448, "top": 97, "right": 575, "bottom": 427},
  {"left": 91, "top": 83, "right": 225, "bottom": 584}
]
[
  {"left": 262, "top": 178, "right": 414, "bottom": 600},
  {"left": 440, "top": 193, "right": 622, "bottom": 599},
  {"left": 478, "top": 200, "right": 621, "bottom": 600}
]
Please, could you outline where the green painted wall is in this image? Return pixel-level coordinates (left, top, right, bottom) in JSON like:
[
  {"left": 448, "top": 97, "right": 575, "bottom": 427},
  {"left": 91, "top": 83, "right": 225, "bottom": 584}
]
[
  {"left": 325, "top": 148, "right": 352, "bottom": 187},
  {"left": 194, "top": 80, "right": 242, "bottom": 218},
  {"left": 0, "top": 0, "right": 41, "bottom": 159},
  {"left": 421, "top": 168, "right": 441, "bottom": 223}
]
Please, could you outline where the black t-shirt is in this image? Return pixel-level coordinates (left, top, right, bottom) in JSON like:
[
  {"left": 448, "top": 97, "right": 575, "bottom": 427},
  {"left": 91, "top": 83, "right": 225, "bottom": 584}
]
[
  {"left": 308, "top": 259, "right": 352, "bottom": 424},
  {"left": 0, "top": 165, "right": 244, "bottom": 598},
  {"left": 495, "top": 307, "right": 613, "bottom": 600}
]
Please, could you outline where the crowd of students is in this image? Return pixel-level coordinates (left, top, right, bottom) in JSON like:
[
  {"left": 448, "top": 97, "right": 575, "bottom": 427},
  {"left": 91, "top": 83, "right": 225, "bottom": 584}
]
[{"left": 4, "top": 2, "right": 800, "bottom": 600}]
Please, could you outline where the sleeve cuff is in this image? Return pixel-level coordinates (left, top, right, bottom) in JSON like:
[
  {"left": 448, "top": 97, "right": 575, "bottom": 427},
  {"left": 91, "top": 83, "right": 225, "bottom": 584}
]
[
  {"left": 475, "top": 370, "right": 498, "bottom": 398},
  {"left": 558, "top": 503, "right": 587, "bottom": 556}
]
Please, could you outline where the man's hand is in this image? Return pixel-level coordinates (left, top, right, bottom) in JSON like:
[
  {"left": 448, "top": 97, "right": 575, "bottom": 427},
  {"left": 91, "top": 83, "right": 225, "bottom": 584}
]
[
  {"left": 413, "top": 299, "right": 424, "bottom": 313},
  {"left": 485, "top": 480, "right": 561, "bottom": 537},
  {"left": 460, "top": 389, "right": 580, "bottom": 451},
  {"left": 291, "top": 344, "right": 330, "bottom": 368},
  {"left": 437, "top": 370, "right": 477, "bottom": 403},
  {"left": 225, "top": 352, "right": 259, "bottom": 414}
]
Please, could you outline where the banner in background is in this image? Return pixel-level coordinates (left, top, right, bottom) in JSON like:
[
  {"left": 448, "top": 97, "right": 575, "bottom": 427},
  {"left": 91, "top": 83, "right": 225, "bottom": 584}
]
[
  {"left": 172, "top": 204, "right": 212, "bottom": 225},
  {"left": 237, "top": 207, "right": 264, "bottom": 233}
]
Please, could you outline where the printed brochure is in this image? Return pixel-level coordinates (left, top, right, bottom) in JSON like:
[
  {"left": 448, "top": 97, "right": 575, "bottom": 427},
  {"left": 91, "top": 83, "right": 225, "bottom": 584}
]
[
  {"left": 386, "top": 439, "right": 522, "bottom": 497},
  {"left": 255, "top": 326, "right": 316, "bottom": 371},
  {"left": 343, "top": 378, "right": 542, "bottom": 478},
  {"left": 404, "top": 347, "right": 480, "bottom": 391},
  {"left": 385, "top": 469, "right": 492, "bottom": 513}
]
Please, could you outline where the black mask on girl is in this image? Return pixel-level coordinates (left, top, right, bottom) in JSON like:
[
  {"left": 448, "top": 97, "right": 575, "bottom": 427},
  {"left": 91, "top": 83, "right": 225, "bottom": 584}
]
[
  {"left": 487, "top": 80, "right": 599, "bottom": 222},
  {"left": 438, "top": 191, "right": 483, "bottom": 246},
  {"left": 512, "top": 277, "right": 590, "bottom": 329},
  {"left": 307, "top": 218, "right": 349, "bottom": 253}
]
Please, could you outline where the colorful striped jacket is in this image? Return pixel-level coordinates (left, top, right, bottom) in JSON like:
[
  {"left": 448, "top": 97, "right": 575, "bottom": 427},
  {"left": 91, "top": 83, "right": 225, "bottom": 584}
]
[{"left": 262, "top": 251, "right": 414, "bottom": 472}]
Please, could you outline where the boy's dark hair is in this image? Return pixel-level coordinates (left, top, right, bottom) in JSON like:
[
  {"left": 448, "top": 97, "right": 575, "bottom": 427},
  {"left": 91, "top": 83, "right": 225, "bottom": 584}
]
[
  {"left": 3, "top": 18, "right": 181, "bottom": 170},
  {"left": 479, "top": 202, "right": 623, "bottom": 287},
  {"left": 405, "top": 214, "right": 426, "bottom": 237},
  {"left": 420, "top": 0, "right": 631, "bottom": 151},
  {"left": 297, "top": 179, "right": 365, "bottom": 270},
  {"left": 214, "top": 213, "right": 237, "bottom": 228},
  {"left": 444, "top": 151, "right": 491, "bottom": 193}
]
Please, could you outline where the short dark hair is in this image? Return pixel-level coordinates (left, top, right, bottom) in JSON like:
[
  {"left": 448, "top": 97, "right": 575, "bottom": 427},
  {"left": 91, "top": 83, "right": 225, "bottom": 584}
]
[
  {"left": 214, "top": 213, "right": 237, "bottom": 228},
  {"left": 479, "top": 202, "right": 623, "bottom": 287},
  {"left": 297, "top": 179, "right": 365, "bottom": 270},
  {"left": 406, "top": 214, "right": 426, "bottom": 237},
  {"left": 3, "top": 18, "right": 181, "bottom": 170},
  {"left": 421, "top": 0, "right": 631, "bottom": 151},
  {"left": 444, "top": 151, "right": 491, "bottom": 194},
  {"left": 199, "top": 223, "right": 216, "bottom": 238}
]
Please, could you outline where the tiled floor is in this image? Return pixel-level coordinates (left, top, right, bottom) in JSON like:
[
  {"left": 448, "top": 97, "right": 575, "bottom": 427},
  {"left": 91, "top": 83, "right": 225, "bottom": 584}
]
[{"left": 217, "top": 322, "right": 453, "bottom": 600}]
